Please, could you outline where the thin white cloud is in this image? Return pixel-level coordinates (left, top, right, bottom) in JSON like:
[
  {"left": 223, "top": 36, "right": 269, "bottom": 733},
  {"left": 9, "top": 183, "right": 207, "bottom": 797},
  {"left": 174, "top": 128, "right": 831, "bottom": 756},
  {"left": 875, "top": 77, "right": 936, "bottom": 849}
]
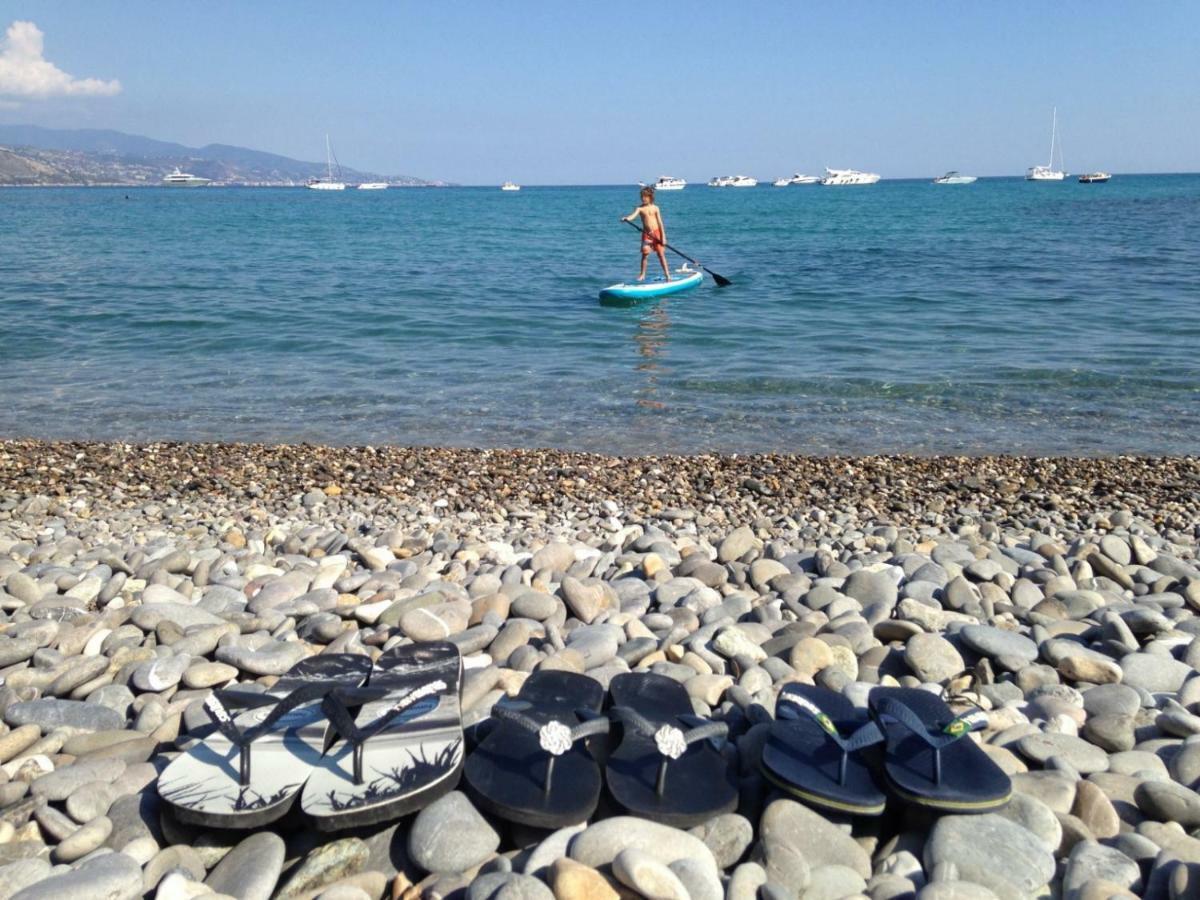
[{"left": 0, "top": 20, "right": 121, "bottom": 99}]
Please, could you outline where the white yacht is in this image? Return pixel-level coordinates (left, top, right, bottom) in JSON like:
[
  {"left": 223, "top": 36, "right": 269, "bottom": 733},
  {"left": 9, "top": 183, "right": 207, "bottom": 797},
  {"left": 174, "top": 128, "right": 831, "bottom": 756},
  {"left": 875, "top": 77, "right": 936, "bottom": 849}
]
[
  {"left": 772, "top": 178, "right": 790, "bottom": 187},
  {"left": 1027, "top": 108, "right": 1066, "bottom": 181},
  {"left": 357, "top": 182, "right": 388, "bottom": 190},
  {"left": 789, "top": 173, "right": 821, "bottom": 185},
  {"left": 650, "top": 176, "right": 686, "bottom": 190},
  {"left": 162, "top": 168, "right": 211, "bottom": 187},
  {"left": 501, "top": 181, "right": 521, "bottom": 191},
  {"left": 729, "top": 175, "right": 757, "bottom": 188},
  {"left": 820, "top": 168, "right": 881, "bottom": 186},
  {"left": 307, "top": 135, "right": 346, "bottom": 190},
  {"left": 933, "top": 171, "right": 978, "bottom": 185},
  {"left": 1079, "top": 172, "right": 1111, "bottom": 183},
  {"left": 708, "top": 176, "right": 733, "bottom": 187}
]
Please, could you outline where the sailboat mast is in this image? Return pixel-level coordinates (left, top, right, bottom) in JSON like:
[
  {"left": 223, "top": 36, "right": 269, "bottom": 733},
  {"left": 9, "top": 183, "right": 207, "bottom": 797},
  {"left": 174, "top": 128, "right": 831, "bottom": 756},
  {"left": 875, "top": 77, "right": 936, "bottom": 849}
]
[
  {"left": 1048, "top": 108, "right": 1057, "bottom": 169},
  {"left": 325, "top": 134, "right": 333, "bottom": 181}
]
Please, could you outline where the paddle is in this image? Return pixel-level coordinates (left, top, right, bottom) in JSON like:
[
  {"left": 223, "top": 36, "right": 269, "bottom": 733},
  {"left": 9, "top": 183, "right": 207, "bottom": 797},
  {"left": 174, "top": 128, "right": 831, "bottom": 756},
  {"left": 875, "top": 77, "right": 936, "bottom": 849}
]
[{"left": 622, "top": 220, "right": 732, "bottom": 287}]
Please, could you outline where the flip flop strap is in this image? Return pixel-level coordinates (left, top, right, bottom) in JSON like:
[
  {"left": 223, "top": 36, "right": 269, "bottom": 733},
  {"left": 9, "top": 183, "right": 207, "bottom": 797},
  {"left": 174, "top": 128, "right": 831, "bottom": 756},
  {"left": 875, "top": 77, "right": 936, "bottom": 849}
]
[
  {"left": 609, "top": 706, "right": 728, "bottom": 758},
  {"left": 320, "top": 680, "right": 448, "bottom": 784},
  {"left": 492, "top": 702, "right": 608, "bottom": 793},
  {"left": 777, "top": 695, "right": 883, "bottom": 785},
  {"left": 204, "top": 681, "right": 337, "bottom": 786},
  {"left": 874, "top": 696, "right": 988, "bottom": 785},
  {"left": 491, "top": 703, "right": 610, "bottom": 756}
]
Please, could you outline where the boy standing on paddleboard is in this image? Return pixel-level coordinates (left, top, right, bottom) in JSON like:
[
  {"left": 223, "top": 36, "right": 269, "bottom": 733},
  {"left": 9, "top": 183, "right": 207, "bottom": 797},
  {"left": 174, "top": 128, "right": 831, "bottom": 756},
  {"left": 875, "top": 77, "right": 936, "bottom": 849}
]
[{"left": 622, "top": 187, "right": 671, "bottom": 282}]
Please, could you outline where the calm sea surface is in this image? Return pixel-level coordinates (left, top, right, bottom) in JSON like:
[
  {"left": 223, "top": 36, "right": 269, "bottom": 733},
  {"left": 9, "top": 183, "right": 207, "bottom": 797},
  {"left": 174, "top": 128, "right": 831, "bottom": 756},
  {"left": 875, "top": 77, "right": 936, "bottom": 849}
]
[{"left": 2, "top": 178, "right": 1199, "bottom": 454}]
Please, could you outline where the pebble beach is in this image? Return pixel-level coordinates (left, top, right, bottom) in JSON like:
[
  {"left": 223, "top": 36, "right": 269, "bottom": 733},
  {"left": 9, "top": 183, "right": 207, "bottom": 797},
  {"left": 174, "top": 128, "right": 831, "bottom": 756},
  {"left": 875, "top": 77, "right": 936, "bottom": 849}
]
[{"left": 3, "top": 439, "right": 1200, "bottom": 899}]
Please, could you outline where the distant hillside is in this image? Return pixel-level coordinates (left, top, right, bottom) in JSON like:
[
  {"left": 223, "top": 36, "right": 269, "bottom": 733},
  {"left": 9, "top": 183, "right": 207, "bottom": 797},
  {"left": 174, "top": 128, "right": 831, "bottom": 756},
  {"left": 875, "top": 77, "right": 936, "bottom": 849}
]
[{"left": 0, "top": 125, "right": 448, "bottom": 186}]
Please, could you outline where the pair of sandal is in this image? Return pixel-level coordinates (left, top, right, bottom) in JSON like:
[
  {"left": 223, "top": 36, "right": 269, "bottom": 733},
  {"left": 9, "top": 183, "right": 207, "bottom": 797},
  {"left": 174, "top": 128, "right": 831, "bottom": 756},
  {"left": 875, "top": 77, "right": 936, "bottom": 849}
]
[
  {"left": 760, "top": 684, "right": 1012, "bottom": 816},
  {"left": 158, "top": 643, "right": 464, "bottom": 830},
  {"left": 465, "top": 670, "right": 737, "bottom": 829}
]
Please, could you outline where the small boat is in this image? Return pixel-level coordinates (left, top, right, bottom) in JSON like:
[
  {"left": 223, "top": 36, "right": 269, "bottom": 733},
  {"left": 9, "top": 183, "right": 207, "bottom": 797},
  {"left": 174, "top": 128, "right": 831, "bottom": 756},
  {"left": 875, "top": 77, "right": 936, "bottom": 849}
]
[
  {"left": 1027, "top": 108, "right": 1067, "bottom": 181},
  {"left": 729, "top": 175, "right": 757, "bottom": 188},
  {"left": 708, "top": 176, "right": 733, "bottom": 187},
  {"left": 789, "top": 173, "right": 821, "bottom": 185},
  {"left": 646, "top": 176, "right": 685, "bottom": 190},
  {"left": 1078, "top": 172, "right": 1111, "bottom": 183},
  {"left": 599, "top": 268, "right": 703, "bottom": 306},
  {"left": 501, "top": 181, "right": 521, "bottom": 191},
  {"left": 162, "top": 168, "right": 211, "bottom": 187},
  {"left": 820, "top": 168, "right": 881, "bottom": 186},
  {"left": 772, "top": 178, "right": 790, "bottom": 187},
  {"left": 357, "top": 182, "right": 388, "bottom": 190},
  {"left": 933, "top": 171, "right": 977, "bottom": 185},
  {"left": 307, "top": 135, "right": 346, "bottom": 190}
]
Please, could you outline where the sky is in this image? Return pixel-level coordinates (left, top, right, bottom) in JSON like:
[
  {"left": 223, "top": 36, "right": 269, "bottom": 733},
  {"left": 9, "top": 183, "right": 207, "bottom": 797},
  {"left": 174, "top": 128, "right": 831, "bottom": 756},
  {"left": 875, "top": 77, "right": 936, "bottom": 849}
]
[{"left": 0, "top": 1, "right": 1197, "bottom": 184}]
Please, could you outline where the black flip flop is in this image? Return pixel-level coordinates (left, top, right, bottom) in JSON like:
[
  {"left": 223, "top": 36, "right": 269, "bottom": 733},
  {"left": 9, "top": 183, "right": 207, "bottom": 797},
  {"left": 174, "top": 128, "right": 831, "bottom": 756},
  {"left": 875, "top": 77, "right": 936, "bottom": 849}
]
[
  {"left": 605, "top": 672, "right": 737, "bottom": 828},
  {"left": 301, "top": 641, "right": 465, "bottom": 830},
  {"left": 157, "top": 653, "right": 373, "bottom": 828},
  {"left": 869, "top": 687, "right": 1011, "bottom": 813},
  {"left": 463, "top": 670, "right": 608, "bottom": 828},
  {"left": 760, "top": 684, "right": 887, "bottom": 816}
]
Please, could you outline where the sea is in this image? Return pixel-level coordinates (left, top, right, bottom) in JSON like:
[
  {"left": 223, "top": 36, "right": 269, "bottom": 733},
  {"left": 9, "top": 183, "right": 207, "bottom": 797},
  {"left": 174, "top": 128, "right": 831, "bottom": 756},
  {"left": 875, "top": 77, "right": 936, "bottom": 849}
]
[{"left": 2, "top": 176, "right": 1199, "bottom": 455}]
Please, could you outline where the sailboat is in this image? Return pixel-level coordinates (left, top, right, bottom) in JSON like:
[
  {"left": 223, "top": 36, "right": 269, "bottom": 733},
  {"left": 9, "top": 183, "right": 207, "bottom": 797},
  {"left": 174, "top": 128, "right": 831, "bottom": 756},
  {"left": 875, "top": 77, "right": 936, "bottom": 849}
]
[
  {"left": 307, "top": 135, "right": 346, "bottom": 190},
  {"left": 1026, "top": 108, "right": 1066, "bottom": 181}
]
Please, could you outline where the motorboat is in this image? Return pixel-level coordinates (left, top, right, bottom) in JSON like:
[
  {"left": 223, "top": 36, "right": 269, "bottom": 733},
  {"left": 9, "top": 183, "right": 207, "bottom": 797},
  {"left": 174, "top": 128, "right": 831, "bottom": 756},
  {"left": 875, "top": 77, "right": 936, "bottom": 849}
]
[
  {"left": 707, "top": 176, "right": 733, "bottom": 187},
  {"left": 1078, "top": 172, "right": 1111, "bottom": 183},
  {"left": 649, "top": 176, "right": 686, "bottom": 190},
  {"left": 1027, "top": 108, "right": 1066, "bottom": 180},
  {"left": 162, "top": 168, "right": 210, "bottom": 187},
  {"left": 501, "top": 181, "right": 521, "bottom": 191},
  {"left": 820, "top": 168, "right": 881, "bottom": 186},
  {"left": 357, "top": 182, "right": 388, "bottom": 190},
  {"left": 772, "top": 178, "right": 790, "bottom": 187},
  {"left": 307, "top": 135, "right": 346, "bottom": 190},
  {"left": 933, "top": 171, "right": 978, "bottom": 185},
  {"left": 789, "top": 173, "right": 821, "bottom": 185},
  {"left": 729, "top": 175, "right": 757, "bottom": 187}
]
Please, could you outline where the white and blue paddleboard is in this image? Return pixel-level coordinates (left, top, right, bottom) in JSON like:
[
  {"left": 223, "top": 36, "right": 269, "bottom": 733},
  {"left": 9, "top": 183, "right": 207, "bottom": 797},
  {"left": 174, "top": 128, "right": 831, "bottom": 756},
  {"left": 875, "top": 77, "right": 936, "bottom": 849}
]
[{"left": 598, "top": 268, "right": 703, "bottom": 306}]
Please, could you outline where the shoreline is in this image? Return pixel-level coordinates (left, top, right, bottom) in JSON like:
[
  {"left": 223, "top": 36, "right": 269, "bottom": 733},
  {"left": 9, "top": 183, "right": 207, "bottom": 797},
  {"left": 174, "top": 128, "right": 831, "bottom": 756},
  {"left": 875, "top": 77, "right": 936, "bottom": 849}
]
[{"left": 4, "top": 438, "right": 1200, "bottom": 527}]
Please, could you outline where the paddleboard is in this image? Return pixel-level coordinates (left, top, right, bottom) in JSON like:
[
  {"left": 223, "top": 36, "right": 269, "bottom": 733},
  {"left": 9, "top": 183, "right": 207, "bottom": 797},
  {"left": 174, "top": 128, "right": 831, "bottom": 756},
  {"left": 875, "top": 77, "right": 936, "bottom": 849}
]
[{"left": 598, "top": 269, "right": 703, "bottom": 306}]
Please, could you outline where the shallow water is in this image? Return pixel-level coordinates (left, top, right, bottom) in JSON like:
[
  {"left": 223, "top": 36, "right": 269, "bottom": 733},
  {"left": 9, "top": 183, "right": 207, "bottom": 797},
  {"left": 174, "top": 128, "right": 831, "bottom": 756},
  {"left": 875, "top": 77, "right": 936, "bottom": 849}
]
[{"left": 2, "top": 177, "right": 1199, "bottom": 454}]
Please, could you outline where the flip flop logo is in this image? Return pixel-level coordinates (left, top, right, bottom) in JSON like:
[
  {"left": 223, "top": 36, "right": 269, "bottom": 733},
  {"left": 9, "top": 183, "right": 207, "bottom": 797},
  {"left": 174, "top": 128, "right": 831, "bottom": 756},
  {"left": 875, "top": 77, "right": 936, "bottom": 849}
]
[
  {"left": 538, "top": 720, "right": 573, "bottom": 756},
  {"left": 654, "top": 725, "right": 688, "bottom": 760},
  {"left": 942, "top": 711, "right": 987, "bottom": 736},
  {"left": 204, "top": 694, "right": 233, "bottom": 725},
  {"left": 815, "top": 712, "right": 838, "bottom": 737}
]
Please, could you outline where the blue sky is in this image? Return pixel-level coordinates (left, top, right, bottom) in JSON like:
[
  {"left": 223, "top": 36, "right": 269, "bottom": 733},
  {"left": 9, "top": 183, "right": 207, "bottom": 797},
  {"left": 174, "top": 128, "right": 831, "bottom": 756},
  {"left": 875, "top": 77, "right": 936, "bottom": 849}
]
[{"left": 1, "top": 1, "right": 1197, "bottom": 183}]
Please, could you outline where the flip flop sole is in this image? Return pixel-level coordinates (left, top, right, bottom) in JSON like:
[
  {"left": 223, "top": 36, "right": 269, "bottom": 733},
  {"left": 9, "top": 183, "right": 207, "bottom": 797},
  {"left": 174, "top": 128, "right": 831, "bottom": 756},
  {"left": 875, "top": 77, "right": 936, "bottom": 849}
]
[
  {"left": 870, "top": 687, "right": 1011, "bottom": 813},
  {"left": 302, "top": 642, "right": 465, "bottom": 830},
  {"left": 158, "top": 654, "right": 373, "bottom": 828},
  {"left": 759, "top": 684, "right": 886, "bottom": 817},
  {"left": 605, "top": 672, "right": 737, "bottom": 828},
  {"left": 464, "top": 670, "right": 605, "bottom": 829}
]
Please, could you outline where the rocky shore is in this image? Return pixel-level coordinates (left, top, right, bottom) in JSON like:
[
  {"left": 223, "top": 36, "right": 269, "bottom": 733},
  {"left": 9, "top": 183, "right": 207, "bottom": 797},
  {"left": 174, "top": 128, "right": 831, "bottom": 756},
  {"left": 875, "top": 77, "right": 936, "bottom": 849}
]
[{"left": 2, "top": 439, "right": 1200, "bottom": 899}]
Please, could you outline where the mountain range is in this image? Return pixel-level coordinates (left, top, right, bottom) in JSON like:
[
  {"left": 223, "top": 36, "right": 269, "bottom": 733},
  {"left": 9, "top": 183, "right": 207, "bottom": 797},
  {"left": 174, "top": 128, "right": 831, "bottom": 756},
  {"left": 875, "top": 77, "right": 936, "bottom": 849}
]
[{"left": 0, "top": 125, "right": 445, "bottom": 186}]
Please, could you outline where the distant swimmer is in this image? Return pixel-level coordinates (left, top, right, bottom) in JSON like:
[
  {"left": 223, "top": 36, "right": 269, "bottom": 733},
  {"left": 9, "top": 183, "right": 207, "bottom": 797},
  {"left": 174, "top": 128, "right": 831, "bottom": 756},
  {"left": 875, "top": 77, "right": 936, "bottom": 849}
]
[{"left": 621, "top": 186, "right": 670, "bottom": 282}]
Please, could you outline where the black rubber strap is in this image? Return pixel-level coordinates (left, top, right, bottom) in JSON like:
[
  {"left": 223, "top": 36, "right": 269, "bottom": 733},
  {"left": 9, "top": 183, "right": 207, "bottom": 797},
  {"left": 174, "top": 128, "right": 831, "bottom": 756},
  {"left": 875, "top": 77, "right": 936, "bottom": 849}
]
[
  {"left": 610, "top": 705, "right": 728, "bottom": 797},
  {"left": 491, "top": 701, "right": 609, "bottom": 793},
  {"left": 204, "top": 681, "right": 337, "bottom": 786}
]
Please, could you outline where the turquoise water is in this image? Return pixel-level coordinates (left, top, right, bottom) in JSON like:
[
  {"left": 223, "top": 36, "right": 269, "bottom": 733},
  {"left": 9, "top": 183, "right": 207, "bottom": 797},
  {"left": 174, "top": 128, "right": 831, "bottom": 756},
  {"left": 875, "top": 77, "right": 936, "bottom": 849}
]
[{"left": 2, "top": 177, "right": 1198, "bottom": 454}]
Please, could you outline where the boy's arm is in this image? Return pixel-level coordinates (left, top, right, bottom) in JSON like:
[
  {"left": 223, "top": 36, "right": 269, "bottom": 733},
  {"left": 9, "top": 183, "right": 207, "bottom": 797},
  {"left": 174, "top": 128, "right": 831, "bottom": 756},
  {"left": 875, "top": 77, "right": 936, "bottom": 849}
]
[{"left": 621, "top": 205, "right": 643, "bottom": 223}]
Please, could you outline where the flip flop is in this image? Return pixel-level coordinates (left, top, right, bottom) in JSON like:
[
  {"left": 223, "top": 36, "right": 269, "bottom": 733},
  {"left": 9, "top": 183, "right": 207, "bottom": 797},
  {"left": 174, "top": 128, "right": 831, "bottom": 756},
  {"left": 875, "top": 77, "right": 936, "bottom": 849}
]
[
  {"left": 759, "top": 684, "right": 887, "bottom": 816},
  {"left": 463, "top": 670, "right": 608, "bottom": 828},
  {"left": 157, "top": 653, "right": 373, "bottom": 828},
  {"left": 301, "top": 641, "right": 465, "bottom": 830},
  {"left": 605, "top": 672, "right": 737, "bottom": 828},
  {"left": 869, "top": 687, "right": 1011, "bottom": 813}
]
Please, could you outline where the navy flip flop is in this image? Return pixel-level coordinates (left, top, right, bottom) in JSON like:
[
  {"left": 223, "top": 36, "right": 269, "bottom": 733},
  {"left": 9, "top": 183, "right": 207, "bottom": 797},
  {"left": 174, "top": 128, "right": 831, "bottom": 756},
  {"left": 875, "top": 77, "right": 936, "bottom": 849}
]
[
  {"left": 869, "top": 687, "right": 1011, "bottom": 813},
  {"left": 464, "top": 670, "right": 608, "bottom": 828},
  {"left": 760, "top": 683, "right": 887, "bottom": 816},
  {"left": 605, "top": 672, "right": 737, "bottom": 828}
]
